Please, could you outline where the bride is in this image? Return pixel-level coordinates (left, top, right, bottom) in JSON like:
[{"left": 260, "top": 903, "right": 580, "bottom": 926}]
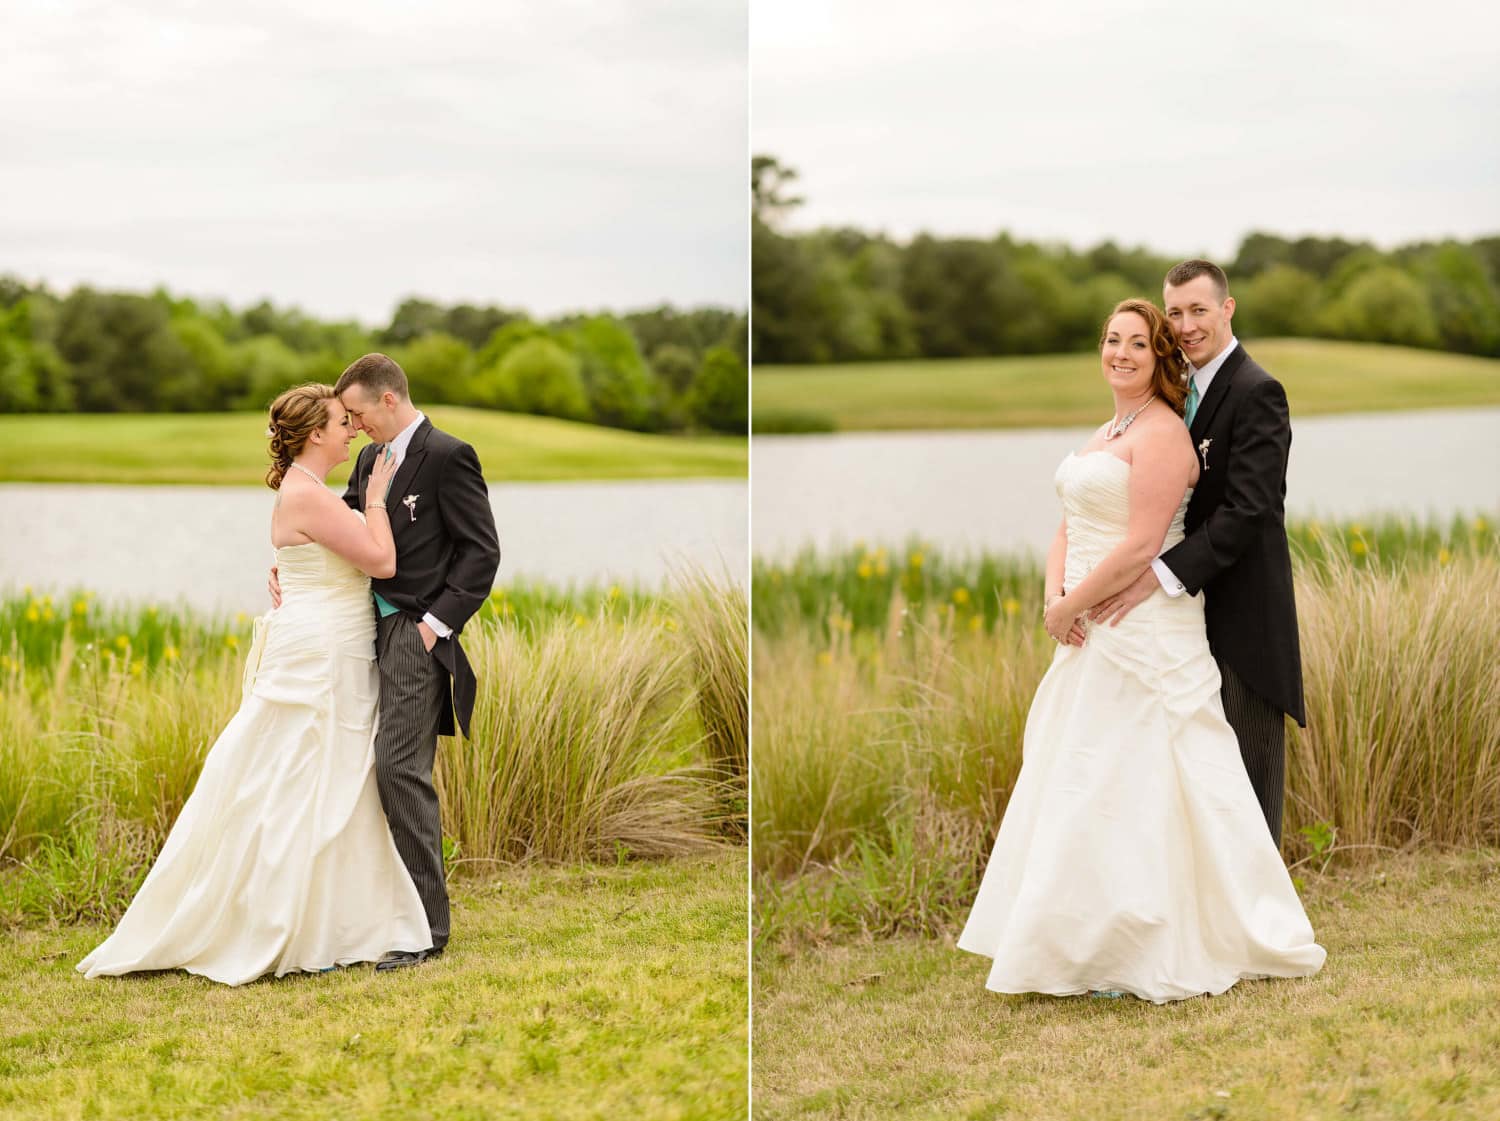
[
  {"left": 956, "top": 299, "right": 1325, "bottom": 1003},
  {"left": 78, "top": 383, "right": 432, "bottom": 985}
]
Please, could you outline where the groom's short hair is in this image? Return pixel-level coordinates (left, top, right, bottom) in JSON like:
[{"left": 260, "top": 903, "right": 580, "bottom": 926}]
[
  {"left": 335, "top": 353, "right": 410, "bottom": 401},
  {"left": 1165, "top": 259, "right": 1230, "bottom": 303}
]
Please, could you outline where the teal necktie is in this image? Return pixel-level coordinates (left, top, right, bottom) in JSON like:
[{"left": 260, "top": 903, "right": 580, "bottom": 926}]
[{"left": 1184, "top": 377, "right": 1200, "bottom": 428}]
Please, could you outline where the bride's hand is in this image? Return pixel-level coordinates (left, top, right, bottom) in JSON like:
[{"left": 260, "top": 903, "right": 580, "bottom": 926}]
[
  {"left": 1043, "top": 595, "right": 1082, "bottom": 645},
  {"left": 366, "top": 445, "right": 397, "bottom": 507}
]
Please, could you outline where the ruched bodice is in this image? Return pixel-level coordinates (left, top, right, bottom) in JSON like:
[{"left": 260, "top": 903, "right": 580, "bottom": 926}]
[
  {"left": 1055, "top": 451, "right": 1190, "bottom": 592},
  {"left": 274, "top": 535, "right": 375, "bottom": 618}
]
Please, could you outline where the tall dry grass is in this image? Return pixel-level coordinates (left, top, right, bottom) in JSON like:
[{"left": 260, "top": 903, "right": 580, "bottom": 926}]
[
  {"left": 753, "top": 548, "right": 1500, "bottom": 946},
  {"left": 673, "top": 571, "right": 749, "bottom": 834},
  {"left": 0, "top": 583, "right": 748, "bottom": 926}
]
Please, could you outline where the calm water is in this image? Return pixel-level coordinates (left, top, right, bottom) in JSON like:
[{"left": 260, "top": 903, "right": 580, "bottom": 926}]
[
  {"left": 752, "top": 408, "right": 1500, "bottom": 559},
  {"left": 1, "top": 479, "right": 747, "bottom": 614}
]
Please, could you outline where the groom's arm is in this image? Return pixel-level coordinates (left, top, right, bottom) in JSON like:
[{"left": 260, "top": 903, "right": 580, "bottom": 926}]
[
  {"left": 1157, "top": 378, "right": 1292, "bottom": 597},
  {"left": 427, "top": 442, "right": 501, "bottom": 634}
]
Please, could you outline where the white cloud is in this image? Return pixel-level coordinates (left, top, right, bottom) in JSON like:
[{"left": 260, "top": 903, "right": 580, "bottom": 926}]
[
  {"left": 752, "top": 0, "right": 1498, "bottom": 256},
  {"left": 3, "top": 0, "right": 748, "bottom": 323}
]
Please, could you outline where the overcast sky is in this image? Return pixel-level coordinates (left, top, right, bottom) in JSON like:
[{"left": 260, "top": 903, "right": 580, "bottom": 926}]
[
  {"left": 5, "top": 0, "right": 746, "bottom": 325},
  {"left": 753, "top": 0, "right": 1498, "bottom": 257}
]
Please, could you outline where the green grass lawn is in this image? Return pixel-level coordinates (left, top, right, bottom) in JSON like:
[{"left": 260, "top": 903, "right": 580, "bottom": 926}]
[
  {"left": 0, "top": 852, "right": 746, "bottom": 1120},
  {"left": 0, "top": 407, "right": 746, "bottom": 485},
  {"left": 753, "top": 339, "right": 1500, "bottom": 432},
  {"left": 752, "top": 849, "right": 1499, "bottom": 1120}
]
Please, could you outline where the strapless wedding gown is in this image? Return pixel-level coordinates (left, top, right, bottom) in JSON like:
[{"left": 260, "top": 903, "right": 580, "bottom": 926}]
[
  {"left": 956, "top": 451, "right": 1325, "bottom": 1003},
  {"left": 78, "top": 536, "right": 431, "bottom": 985}
]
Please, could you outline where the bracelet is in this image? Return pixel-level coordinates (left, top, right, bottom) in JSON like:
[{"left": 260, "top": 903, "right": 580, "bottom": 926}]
[{"left": 368, "top": 502, "right": 388, "bottom": 510}]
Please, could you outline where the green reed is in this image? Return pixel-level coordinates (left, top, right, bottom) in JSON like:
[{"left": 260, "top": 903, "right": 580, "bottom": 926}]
[{"left": 752, "top": 513, "right": 1499, "bottom": 640}]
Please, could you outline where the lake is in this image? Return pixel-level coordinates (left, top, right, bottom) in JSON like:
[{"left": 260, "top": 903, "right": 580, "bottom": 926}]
[
  {"left": 752, "top": 407, "right": 1500, "bottom": 559},
  {"left": 1, "top": 479, "right": 747, "bottom": 615}
]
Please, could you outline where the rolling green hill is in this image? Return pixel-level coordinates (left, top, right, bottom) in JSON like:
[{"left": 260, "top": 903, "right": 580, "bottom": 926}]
[
  {"left": 0, "top": 407, "right": 746, "bottom": 485},
  {"left": 753, "top": 339, "right": 1500, "bottom": 432}
]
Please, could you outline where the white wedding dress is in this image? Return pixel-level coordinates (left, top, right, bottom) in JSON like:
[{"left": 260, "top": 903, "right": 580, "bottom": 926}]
[
  {"left": 956, "top": 451, "right": 1325, "bottom": 1003},
  {"left": 78, "top": 533, "right": 431, "bottom": 985}
]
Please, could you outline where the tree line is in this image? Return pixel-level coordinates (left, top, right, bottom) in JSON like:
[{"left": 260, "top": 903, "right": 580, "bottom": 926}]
[
  {"left": 752, "top": 156, "right": 1500, "bottom": 365},
  {"left": 0, "top": 280, "right": 748, "bottom": 434}
]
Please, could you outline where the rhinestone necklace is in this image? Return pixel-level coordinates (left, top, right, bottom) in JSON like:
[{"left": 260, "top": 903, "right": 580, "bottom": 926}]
[{"left": 1104, "top": 397, "right": 1154, "bottom": 441}]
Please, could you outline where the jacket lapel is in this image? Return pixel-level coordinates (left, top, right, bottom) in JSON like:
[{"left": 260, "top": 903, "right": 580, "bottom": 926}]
[
  {"left": 1189, "top": 343, "right": 1244, "bottom": 443},
  {"left": 389, "top": 418, "right": 431, "bottom": 531}
]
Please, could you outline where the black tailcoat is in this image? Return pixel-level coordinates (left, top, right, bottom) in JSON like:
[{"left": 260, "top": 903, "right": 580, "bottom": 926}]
[{"left": 1159, "top": 344, "right": 1305, "bottom": 726}]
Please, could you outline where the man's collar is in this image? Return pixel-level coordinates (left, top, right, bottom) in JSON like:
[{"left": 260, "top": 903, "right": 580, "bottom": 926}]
[
  {"left": 1189, "top": 336, "right": 1239, "bottom": 382},
  {"left": 390, "top": 410, "right": 426, "bottom": 455}
]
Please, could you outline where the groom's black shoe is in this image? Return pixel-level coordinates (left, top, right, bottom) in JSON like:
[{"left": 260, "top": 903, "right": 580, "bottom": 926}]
[{"left": 375, "top": 947, "right": 444, "bottom": 973}]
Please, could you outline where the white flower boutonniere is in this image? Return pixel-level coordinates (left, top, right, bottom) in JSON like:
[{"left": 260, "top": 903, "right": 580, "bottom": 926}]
[
  {"left": 401, "top": 494, "right": 420, "bottom": 523},
  {"left": 1197, "top": 438, "right": 1213, "bottom": 471}
]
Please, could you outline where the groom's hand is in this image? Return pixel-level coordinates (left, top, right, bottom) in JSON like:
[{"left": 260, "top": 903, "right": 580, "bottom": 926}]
[
  {"left": 417, "top": 620, "right": 437, "bottom": 652},
  {"left": 268, "top": 566, "right": 282, "bottom": 609},
  {"left": 1091, "top": 568, "right": 1158, "bottom": 626}
]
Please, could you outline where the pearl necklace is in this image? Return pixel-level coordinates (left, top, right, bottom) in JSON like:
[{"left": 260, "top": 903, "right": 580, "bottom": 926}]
[
  {"left": 1104, "top": 397, "right": 1154, "bottom": 441},
  {"left": 288, "top": 461, "right": 324, "bottom": 485}
]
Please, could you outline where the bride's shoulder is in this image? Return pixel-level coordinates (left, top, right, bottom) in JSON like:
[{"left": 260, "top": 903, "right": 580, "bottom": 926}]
[{"left": 1129, "top": 409, "right": 1195, "bottom": 469}]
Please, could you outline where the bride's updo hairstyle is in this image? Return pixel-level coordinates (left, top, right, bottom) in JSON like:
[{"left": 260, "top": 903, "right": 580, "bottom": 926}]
[
  {"left": 265, "top": 383, "right": 337, "bottom": 490},
  {"left": 1100, "top": 298, "right": 1190, "bottom": 417}
]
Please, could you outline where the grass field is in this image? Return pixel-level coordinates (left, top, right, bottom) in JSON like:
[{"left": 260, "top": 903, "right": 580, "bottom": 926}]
[
  {"left": 752, "top": 339, "right": 1500, "bottom": 432},
  {"left": 0, "top": 407, "right": 746, "bottom": 485},
  {"left": 1, "top": 852, "right": 746, "bottom": 1121},
  {"left": 752, "top": 849, "right": 1499, "bottom": 1121}
]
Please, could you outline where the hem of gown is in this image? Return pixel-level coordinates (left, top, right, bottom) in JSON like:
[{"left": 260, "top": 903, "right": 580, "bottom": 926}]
[
  {"left": 956, "top": 942, "right": 1323, "bottom": 1005},
  {"left": 76, "top": 939, "right": 434, "bottom": 986}
]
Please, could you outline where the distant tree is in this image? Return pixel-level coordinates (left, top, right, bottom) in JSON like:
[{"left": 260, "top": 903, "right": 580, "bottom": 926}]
[
  {"left": 1233, "top": 232, "right": 1295, "bottom": 279},
  {"left": 1234, "top": 265, "right": 1323, "bottom": 339},
  {"left": 442, "top": 303, "right": 524, "bottom": 349},
  {"left": 233, "top": 335, "right": 307, "bottom": 411},
  {"left": 752, "top": 219, "right": 828, "bottom": 362},
  {"left": 1319, "top": 266, "right": 1440, "bottom": 348},
  {"left": 648, "top": 343, "right": 699, "bottom": 396},
  {"left": 689, "top": 346, "right": 747, "bottom": 433},
  {"left": 55, "top": 289, "right": 191, "bottom": 412},
  {"left": 751, "top": 155, "right": 804, "bottom": 228},
  {"left": 380, "top": 298, "right": 447, "bottom": 346},
  {"left": 393, "top": 331, "right": 474, "bottom": 404},
  {"left": 569, "top": 315, "right": 661, "bottom": 430},
  {"left": 0, "top": 301, "right": 70, "bottom": 411},
  {"left": 161, "top": 315, "right": 237, "bottom": 410},
  {"left": 1412, "top": 242, "right": 1500, "bottom": 354},
  {"left": 493, "top": 337, "right": 590, "bottom": 421}
]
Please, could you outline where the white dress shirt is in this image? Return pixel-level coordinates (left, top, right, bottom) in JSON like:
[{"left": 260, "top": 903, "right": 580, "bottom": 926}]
[
  {"left": 383, "top": 411, "right": 453, "bottom": 639},
  {"left": 1151, "top": 336, "right": 1239, "bottom": 596}
]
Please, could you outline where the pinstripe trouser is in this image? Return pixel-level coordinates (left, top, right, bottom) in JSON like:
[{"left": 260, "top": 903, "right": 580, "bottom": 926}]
[
  {"left": 1219, "top": 658, "right": 1287, "bottom": 847},
  {"left": 375, "top": 612, "right": 450, "bottom": 950}
]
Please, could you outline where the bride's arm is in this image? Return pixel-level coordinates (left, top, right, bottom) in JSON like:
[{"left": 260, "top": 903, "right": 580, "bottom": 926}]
[
  {"left": 289, "top": 452, "right": 399, "bottom": 578},
  {"left": 1044, "top": 517, "right": 1067, "bottom": 606},
  {"left": 301, "top": 492, "right": 396, "bottom": 579},
  {"left": 1045, "top": 431, "right": 1193, "bottom": 633}
]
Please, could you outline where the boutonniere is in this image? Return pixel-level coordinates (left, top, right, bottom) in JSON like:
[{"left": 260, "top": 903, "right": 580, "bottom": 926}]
[
  {"left": 401, "top": 494, "right": 420, "bottom": 523},
  {"left": 1197, "top": 438, "right": 1213, "bottom": 471}
]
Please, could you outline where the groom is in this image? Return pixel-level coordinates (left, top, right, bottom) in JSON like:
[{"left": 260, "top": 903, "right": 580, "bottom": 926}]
[
  {"left": 274, "top": 353, "right": 500, "bottom": 970},
  {"left": 1092, "top": 260, "right": 1304, "bottom": 846}
]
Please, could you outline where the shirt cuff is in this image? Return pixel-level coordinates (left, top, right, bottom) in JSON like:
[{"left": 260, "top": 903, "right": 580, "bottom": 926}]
[
  {"left": 421, "top": 612, "right": 453, "bottom": 638},
  {"left": 1151, "top": 557, "right": 1186, "bottom": 597}
]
